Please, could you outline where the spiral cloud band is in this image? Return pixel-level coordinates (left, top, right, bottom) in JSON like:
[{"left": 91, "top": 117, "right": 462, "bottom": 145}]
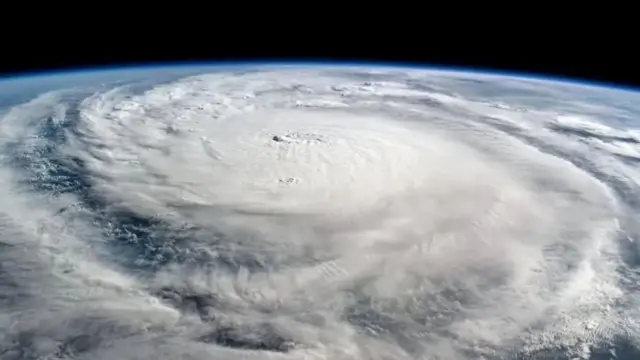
[{"left": 1, "top": 65, "right": 640, "bottom": 359}]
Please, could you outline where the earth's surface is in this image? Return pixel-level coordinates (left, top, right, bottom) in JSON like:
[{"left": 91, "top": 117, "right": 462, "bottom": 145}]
[{"left": 1, "top": 63, "right": 640, "bottom": 360}]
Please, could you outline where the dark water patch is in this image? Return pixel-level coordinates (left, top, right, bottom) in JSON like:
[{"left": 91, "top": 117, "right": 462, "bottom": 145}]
[
  {"left": 54, "top": 334, "right": 101, "bottom": 358},
  {"left": 549, "top": 123, "right": 640, "bottom": 144},
  {"left": 614, "top": 153, "right": 640, "bottom": 166},
  {"left": 153, "top": 285, "right": 297, "bottom": 352},
  {"left": 155, "top": 287, "right": 220, "bottom": 321},
  {"left": 199, "top": 324, "right": 296, "bottom": 353},
  {"left": 1, "top": 315, "right": 145, "bottom": 360},
  {"left": 344, "top": 304, "right": 427, "bottom": 356},
  {"left": 588, "top": 336, "right": 640, "bottom": 360}
]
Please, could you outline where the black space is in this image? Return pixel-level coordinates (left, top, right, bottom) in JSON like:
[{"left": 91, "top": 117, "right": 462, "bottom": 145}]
[{"left": 0, "top": 34, "right": 637, "bottom": 90}]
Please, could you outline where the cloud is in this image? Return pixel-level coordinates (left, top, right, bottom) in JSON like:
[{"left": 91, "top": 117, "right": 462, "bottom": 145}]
[{"left": 0, "top": 66, "right": 638, "bottom": 359}]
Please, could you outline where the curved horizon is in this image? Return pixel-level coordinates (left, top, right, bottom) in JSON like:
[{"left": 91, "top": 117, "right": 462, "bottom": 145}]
[{"left": 1, "top": 60, "right": 637, "bottom": 94}]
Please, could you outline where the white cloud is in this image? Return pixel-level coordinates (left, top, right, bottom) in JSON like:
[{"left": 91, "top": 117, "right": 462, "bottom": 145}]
[{"left": 0, "top": 66, "right": 638, "bottom": 359}]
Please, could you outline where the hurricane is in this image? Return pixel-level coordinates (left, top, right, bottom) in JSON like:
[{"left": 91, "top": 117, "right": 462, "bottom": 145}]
[{"left": 1, "top": 64, "right": 640, "bottom": 360}]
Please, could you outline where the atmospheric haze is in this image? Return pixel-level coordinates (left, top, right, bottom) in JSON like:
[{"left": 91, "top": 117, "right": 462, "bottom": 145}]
[{"left": 0, "top": 64, "right": 640, "bottom": 360}]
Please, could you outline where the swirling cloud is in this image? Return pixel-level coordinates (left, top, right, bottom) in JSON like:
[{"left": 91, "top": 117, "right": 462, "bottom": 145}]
[{"left": 0, "top": 66, "right": 639, "bottom": 360}]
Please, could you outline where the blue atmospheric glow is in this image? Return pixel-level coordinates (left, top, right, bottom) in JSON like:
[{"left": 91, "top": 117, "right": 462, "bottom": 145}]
[{"left": 1, "top": 59, "right": 637, "bottom": 94}]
